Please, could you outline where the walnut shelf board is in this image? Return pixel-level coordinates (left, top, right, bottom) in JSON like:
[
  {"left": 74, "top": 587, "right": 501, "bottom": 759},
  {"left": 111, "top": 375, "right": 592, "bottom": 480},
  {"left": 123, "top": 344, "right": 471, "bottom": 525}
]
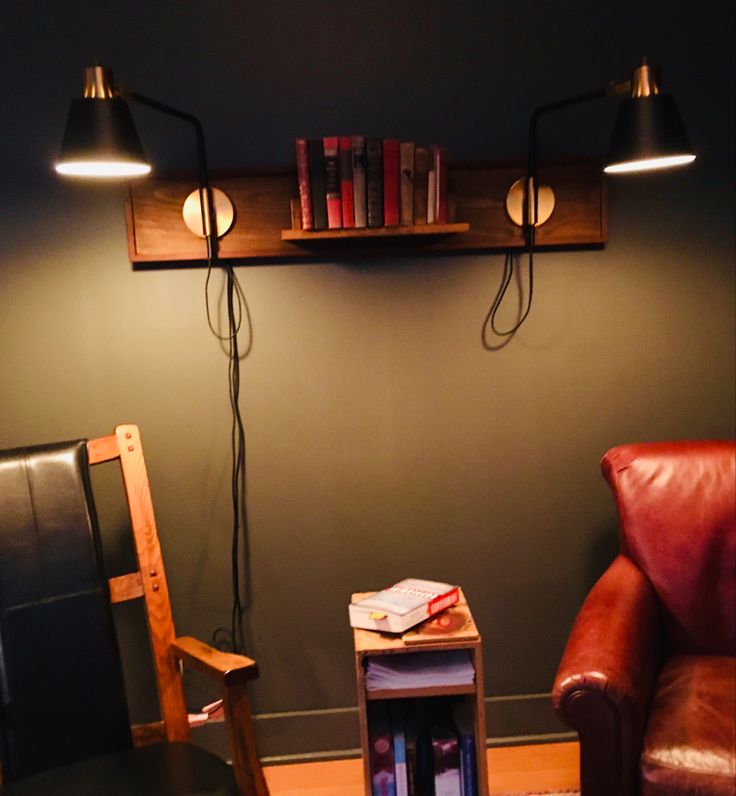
[
  {"left": 125, "top": 163, "right": 606, "bottom": 264},
  {"left": 281, "top": 222, "right": 470, "bottom": 241}
]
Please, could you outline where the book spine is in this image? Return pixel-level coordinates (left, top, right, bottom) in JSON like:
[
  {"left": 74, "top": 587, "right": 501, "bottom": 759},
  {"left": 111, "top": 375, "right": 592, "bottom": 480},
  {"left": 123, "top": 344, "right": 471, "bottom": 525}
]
[
  {"left": 413, "top": 146, "right": 429, "bottom": 226},
  {"left": 432, "top": 727, "right": 462, "bottom": 796},
  {"left": 383, "top": 138, "right": 400, "bottom": 227},
  {"left": 339, "top": 136, "right": 355, "bottom": 229},
  {"left": 391, "top": 704, "right": 409, "bottom": 796},
  {"left": 452, "top": 701, "right": 478, "bottom": 796},
  {"left": 352, "top": 135, "right": 367, "bottom": 228},
  {"left": 307, "top": 139, "right": 327, "bottom": 230},
  {"left": 459, "top": 732, "right": 478, "bottom": 796},
  {"left": 399, "top": 142, "right": 415, "bottom": 227},
  {"left": 366, "top": 138, "right": 384, "bottom": 228},
  {"left": 294, "top": 138, "right": 313, "bottom": 231},
  {"left": 323, "top": 136, "right": 342, "bottom": 229},
  {"left": 427, "top": 586, "right": 460, "bottom": 616},
  {"left": 369, "top": 704, "right": 397, "bottom": 796},
  {"left": 416, "top": 718, "right": 434, "bottom": 796},
  {"left": 435, "top": 145, "right": 449, "bottom": 224},
  {"left": 427, "top": 145, "right": 437, "bottom": 224},
  {"left": 404, "top": 714, "right": 418, "bottom": 796}
]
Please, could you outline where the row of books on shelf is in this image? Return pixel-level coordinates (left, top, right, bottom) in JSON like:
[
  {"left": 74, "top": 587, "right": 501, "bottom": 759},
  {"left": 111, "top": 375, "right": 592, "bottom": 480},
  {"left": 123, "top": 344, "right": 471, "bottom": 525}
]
[
  {"left": 295, "top": 136, "right": 451, "bottom": 232},
  {"left": 369, "top": 698, "right": 478, "bottom": 796}
]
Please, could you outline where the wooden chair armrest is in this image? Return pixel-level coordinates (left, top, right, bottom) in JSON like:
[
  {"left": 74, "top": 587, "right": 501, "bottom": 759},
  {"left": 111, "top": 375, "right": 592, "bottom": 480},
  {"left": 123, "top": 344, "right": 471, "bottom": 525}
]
[
  {"left": 171, "top": 636, "right": 258, "bottom": 687},
  {"left": 172, "top": 637, "right": 269, "bottom": 795}
]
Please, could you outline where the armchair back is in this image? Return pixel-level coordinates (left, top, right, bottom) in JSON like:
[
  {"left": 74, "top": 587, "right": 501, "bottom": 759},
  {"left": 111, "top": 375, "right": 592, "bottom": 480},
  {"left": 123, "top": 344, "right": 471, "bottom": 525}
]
[{"left": 602, "top": 440, "right": 736, "bottom": 657}]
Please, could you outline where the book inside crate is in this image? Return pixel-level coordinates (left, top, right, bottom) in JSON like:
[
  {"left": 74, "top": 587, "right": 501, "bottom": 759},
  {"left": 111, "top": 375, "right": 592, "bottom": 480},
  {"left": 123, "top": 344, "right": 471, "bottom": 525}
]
[
  {"left": 285, "top": 136, "right": 470, "bottom": 240},
  {"left": 368, "top": 696, "right": 480, "bottom": 796}
]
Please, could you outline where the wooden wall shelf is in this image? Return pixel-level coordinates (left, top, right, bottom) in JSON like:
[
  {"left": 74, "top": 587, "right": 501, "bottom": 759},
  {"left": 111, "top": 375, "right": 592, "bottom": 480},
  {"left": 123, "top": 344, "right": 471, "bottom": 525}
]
[
  {"left": 281, "top": 222, "right": 470, "bottom": 242},
  {"left": 125, "top": 162, "right": 606, "bottom": 265}
]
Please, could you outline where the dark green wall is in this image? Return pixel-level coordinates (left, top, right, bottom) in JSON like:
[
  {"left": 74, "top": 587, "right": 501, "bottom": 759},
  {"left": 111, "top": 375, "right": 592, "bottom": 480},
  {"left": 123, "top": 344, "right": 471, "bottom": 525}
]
[{"left": 1, "top": 0, "right": 734, "bottom": 761}]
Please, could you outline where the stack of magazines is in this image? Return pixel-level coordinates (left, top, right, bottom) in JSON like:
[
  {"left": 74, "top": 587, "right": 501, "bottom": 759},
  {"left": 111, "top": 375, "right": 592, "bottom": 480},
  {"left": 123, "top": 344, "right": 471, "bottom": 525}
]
[{"left": 365, "top": 650, "right": 475, "bottom": 690}]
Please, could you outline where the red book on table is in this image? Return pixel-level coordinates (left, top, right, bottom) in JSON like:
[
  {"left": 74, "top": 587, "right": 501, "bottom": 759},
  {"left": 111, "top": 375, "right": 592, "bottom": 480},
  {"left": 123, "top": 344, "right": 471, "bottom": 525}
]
[
  {"left": 383, "top": 139, "right": 400, "bottom": 227},
  {"left": 338, "top": 136, "right": 355, "bottom": 228},
  {"left": 323, "top": 136, "right": 342, "bottom": 229}
]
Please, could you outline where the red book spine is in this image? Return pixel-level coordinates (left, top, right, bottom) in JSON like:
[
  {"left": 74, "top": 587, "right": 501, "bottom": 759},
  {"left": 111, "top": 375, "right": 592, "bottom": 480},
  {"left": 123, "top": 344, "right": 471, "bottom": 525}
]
[
  {"left": 435, "top": 145, "right": 448, "bottom": 224},
  {"left": 427, "top": 586, "right": 459, "bottom": 617},
  {"left": 323, "top": 136, "right": 342, "bottom": 229},
  {"left": 338, "top": 136, "right": 355, "bottom": 229},
  {"left": 383, "top": 139, "right": 400, "bottom": 227},
  {"left": 294, "top": 138, "right": 313, "bottom": 231}
]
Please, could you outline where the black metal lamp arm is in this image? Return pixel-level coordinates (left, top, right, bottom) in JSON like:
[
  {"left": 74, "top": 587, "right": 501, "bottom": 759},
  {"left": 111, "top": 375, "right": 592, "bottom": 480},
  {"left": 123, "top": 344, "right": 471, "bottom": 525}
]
[
  {"left": 121, "top": 89, "right": 217, "bottom": 262},
  {"left": 525, "top": 81, "right": 630, "bottom": 245}
]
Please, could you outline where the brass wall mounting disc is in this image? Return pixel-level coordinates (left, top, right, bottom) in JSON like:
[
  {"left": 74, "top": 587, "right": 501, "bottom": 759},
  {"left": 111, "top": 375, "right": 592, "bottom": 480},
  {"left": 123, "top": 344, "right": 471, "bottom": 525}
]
[
  {"left": 182, "top": 187, "right": 235, "bottom": 238},
  {"left": 505, "top": 178, "right": 555, "bottom": 227}
]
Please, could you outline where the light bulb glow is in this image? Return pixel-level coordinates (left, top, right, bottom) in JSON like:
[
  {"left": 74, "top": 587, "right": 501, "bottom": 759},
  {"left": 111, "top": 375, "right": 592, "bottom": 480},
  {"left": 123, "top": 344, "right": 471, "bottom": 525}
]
[
  {"left": 55, "top": 160, "right": 151, "bottom": 177},
  {"left": 604, "top": 154, "right": 696, "bottom": 174}
]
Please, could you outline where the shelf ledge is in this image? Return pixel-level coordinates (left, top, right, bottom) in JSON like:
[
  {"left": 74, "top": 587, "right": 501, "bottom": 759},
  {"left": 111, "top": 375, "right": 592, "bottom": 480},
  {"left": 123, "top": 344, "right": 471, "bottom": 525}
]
[{"left": 281, "top": 222, "right": 470, "bottom": 242}]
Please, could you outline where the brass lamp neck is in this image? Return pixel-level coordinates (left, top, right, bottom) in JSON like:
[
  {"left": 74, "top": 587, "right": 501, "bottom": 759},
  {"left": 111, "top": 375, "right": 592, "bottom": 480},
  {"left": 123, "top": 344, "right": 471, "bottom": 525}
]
[
  {"left": 83, "top": 65, "right": 116, "bottom": 99},
  {"left": 605, "top": 57, "right": 663, "bottom": 98},
  {"left": 631, "top": 59, "right": 661, "bottom": 97}
]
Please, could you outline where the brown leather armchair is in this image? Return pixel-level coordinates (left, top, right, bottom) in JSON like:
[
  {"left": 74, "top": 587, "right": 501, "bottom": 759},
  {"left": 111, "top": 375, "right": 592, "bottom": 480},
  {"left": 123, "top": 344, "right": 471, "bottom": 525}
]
[{"left": 553, "top": 440, "right": 736, "bottom": 796}]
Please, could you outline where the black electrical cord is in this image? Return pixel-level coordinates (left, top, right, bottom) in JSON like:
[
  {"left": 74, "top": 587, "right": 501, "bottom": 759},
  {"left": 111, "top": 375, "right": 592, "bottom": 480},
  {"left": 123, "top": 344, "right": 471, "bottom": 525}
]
[
  {"left": 488, "top": 250, "right": 532, "bottom": 336},
  {"left": 119, "top": 88, "right": 254, "bottom": 656},
  {"left": 226, "top": 264, "right": 247, "bottom": 655},
  {"left": 486, "top": 86, "right": 608, "bottom": 341},
  {"left": 487, "top": 226, "right": 535, "bottom": 338},
  {"left": 205, "top": 256, "right": 249, "bottom": 655}
]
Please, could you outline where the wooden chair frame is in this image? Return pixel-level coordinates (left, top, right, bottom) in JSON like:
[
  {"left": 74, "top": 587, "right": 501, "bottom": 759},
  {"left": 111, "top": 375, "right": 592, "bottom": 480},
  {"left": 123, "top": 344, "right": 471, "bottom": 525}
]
[{"left": 89, "top": 424, "right": 268, "bottom": 796}]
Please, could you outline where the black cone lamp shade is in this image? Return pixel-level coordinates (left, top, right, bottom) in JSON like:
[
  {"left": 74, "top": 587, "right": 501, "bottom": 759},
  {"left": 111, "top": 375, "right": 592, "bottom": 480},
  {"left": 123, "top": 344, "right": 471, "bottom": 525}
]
[
  {"left": 496, "top": 57, "right": 695, "bottom": 337},
  {"left": 55, "top": 67, "right": 151, "bottom": 177},
  {"left": 604, "top": 62, "right": 695, "bottom": 174}
]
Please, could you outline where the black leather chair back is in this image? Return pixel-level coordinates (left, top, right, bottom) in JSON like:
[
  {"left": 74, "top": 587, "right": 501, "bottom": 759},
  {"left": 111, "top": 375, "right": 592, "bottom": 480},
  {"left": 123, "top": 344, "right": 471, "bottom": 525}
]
[{"left": 0, "top": 440, "right": 132, "bottom": 779}]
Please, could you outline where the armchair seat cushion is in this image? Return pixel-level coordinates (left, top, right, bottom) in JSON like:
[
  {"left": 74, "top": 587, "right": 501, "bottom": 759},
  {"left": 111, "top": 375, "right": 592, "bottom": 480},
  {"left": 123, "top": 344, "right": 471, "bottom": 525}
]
[
  {"left": 641, "top": 654, "right": 736, "bottom": 796},
  {"left": 0, "top": 742, "right": 237, "bottom": 795}
]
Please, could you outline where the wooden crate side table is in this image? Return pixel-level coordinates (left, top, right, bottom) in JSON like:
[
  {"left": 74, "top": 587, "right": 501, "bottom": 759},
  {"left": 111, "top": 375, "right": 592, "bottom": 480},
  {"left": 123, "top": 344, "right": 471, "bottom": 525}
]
[{"left": 352, "top": 590, "right": 488, "bottom": 796}]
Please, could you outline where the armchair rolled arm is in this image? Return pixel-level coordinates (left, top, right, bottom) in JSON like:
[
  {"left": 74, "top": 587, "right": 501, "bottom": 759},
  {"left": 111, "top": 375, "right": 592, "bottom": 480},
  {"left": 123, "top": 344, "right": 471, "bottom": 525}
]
[{"left": 553, "top": 554, "right": 662, "bottom": 796}]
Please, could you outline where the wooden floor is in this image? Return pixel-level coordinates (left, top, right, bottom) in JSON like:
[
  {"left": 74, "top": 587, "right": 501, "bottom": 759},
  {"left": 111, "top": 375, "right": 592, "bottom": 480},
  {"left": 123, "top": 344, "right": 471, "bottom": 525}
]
[{"left": 263, "top": 741, "right": 580, "bottom": 795}]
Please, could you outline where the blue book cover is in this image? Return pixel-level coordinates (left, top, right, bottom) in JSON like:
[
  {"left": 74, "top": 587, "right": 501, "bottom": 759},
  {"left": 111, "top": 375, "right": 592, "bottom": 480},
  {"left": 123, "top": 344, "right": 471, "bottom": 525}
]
[
  {"left": 390, "top": 702, "right": 409, "bottom": 796},
  {"left": 453, "top": 701, "right": 478, "bottom": 796}
]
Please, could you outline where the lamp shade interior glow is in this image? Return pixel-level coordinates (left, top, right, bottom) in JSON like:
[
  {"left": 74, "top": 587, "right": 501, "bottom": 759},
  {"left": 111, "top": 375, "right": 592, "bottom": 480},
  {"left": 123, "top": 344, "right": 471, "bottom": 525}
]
[
  {"left": 55, "top": 160, "right": 151, "bottom": 177},
  {"left": 55, "top": 97, "right": 151, "bottom": 179},
  {"left": 605, "top": 93, "right": 695, "bottom": 175},
  {"left": 604, "top": 153, "right": 696, "bottom": 174}
]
